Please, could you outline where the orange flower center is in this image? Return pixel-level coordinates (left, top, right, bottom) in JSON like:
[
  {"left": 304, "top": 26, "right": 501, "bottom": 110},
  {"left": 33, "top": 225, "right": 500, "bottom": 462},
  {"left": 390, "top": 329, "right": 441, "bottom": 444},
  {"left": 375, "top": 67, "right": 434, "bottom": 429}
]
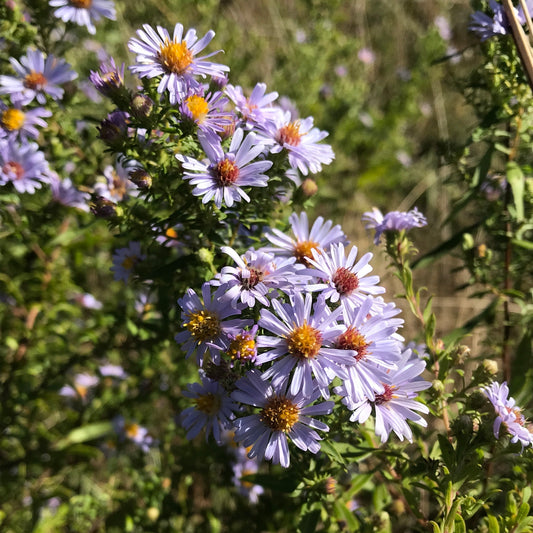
[
  {"left": 70, "top": 0, "right": 92, "bottom": 7},
  {"left": 227, "top": 333, "right": 256, "bottom": 361},
  {"left": 293, "top": 240, "right": 319, "bottom": 265},
  {"left": 277, "top": 121, "right": 302, "bottom": 146},
  {"left": 287, "top": 322, "right": 322, "bottom": 360},
  {"left": 1, "top": 109, "right": 25, "bottom": 131},
  {"left": 216, "top": 158, "right": 240, "bottom": 185},
  {"left": 260, "top": 396, "right": 300, "bottom": 432},
  {"left": 332, "top": 267, "right": 359, "bottom": 295},
  {"left": 158, "top": 39, "right": 193, "bottom": 74},
  {"left": 335, "top": 326, "right": 369, "bottom": 361},
  {"left": 23, "top": 71, "right": 47, "bottom": 90},
  {"left": 125, "top": 423, "right": 140, "bottom": 438},
  {"left": 165, "top": 227, "right": 178, "bottom": 239}
]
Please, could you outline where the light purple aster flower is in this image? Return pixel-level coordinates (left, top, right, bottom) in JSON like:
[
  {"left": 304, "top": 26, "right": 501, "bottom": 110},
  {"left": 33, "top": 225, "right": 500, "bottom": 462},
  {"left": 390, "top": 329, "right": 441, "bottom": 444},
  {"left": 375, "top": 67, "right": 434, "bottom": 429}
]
[
  {"left": 49, "top": 0, "right": 116, "bottom": 35},
  {"left": 111, "top": 241, "right": 145, "bottom": 282},
  {"left": 0, "top": 49, "right": 77, "bottom": 105},
  {"left": 128, "top": 23, "right": 230, "bottom": 105},
  {"left": 256, "top": 292, "right": 355, "bottom": 398},
  {"left": 0, "top": 139, "right": 49, "bottom": 194},
  {"left": 49, "top": 173, "right": 91, "bottom": 211},
  {"left": 232, "top": 454, "right": 264, "bottom": 503},
  {"left": 305, "top": 243, "right": 386, "bottom": 310},
  {"left": 0, "top": 102, "right": 51, "bottom": 141},
  {"left": 333, "top": 297, "right": 402, "bottom": 402},
  {"left": 175, "top": 282, "right": 252, "bottom": 365},
  {"left": 89, "top": 57, "right": 125, "bottom": 97},
  {"left": 257, "top": 109, "right": 334, "bottom": 175},
  {"left": 94, "top": 159, "right": 137, "bottom": 202},
  {"left": 211, "top": 246, "right": 304, "bottom": 308},
  {"left": 59, "top": 373, "right": 99, "bottom": 401},
  {"left": 99, "top": 363, "right": 127, "bottom": 379},
  {"left": 362, "top": 206, "right": 427, "bottom": 245},
  {"left": 113, "top": 415, "right": 154, "bottom": 452},
  {"left": 73, "top": 292, "right": 103, "bottom": 309},
  {"left": 482, "top": 381, "right": 533, "bottom": 448},
  {"left": 262, "top": 211, "right": 347, "bottom": 267},
  {"left": 341, "top": 349, "right": 431, "bottom": 443},
  {"left": 225, "top": 82, "right": 279, "bottom": 129},
  {"left": 177, "top": 128, "right": 272, "bottom": 208},
  {"left": 181, "top": 375, "right": 238, "bottom": 443},
  {"left": 232, "top": 369, "right": 334, "bottom": 468},
  {"left": 179, "top": 87, "right": 231, "bottom": 134}
]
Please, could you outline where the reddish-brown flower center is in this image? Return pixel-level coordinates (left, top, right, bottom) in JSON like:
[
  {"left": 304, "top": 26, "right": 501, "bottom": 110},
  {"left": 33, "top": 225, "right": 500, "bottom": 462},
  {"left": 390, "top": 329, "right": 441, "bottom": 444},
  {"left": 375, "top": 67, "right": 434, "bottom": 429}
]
[
  {"left": 240, "top": 267, "right": 264, "bottom": 290},
  {"left": 277, "top": 121, "right": 302, "bottom": 146},
  {"left": 287, "top": 322, "right": 322, "bottom": 360},
  {"left": 3, "top": 161, "right": 24, "bottom": 180},
  {"left": 332, "top": 267, "right": 359, "bottom": 295},
  {"left": 374, "top": 384, "right": 397, "bottom": 405},
  {"left": 260, "top": 396, "right": 300, "bottom": 432},
  {"left": 23, "top": 71, "right": 47, "bottom": 90},
  {"left": 335, "top": 326, "right": 369, "bottom": 361},
  {"left": 216, "top": 158, "right": 240, "bottom": 185}
]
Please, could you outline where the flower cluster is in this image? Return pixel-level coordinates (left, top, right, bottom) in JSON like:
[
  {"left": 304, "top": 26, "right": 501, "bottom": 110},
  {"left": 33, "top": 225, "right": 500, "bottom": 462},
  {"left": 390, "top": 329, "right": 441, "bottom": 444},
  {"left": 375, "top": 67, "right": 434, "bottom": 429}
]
[{"left": 176, "top": 211, "right": 431, "bottom": 467}]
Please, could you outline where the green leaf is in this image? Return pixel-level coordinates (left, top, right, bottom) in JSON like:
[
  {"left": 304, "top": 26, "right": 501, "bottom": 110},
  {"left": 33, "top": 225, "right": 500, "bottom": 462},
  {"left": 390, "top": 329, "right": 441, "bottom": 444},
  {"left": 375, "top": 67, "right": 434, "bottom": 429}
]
[
  {"left": 438, "top": 434, "right": 455, "bottom": 468},
  {"left": 454, "top": 514, "right": 466, "bottom": 533},
  {"left": 487, "top": 514, "right": 500, "bottom": 533},
  {"left": 511, "top": 238, "right": 533, "bottom": 251},
  {"left": 429, "top": 521, "right": 441, "bottom": 533},
  {"left": 298, "top": 507, "right": 321, "bottom": 533},
  {"left": 320, "top": 440, "right": 346, "bottom": 466},
  {"left": 54, "top": 421, "right": 113, "bottom": 450},
  {"left": 240, "top": 473, "right": 299, "bottom": 493},
  {"left": 506, "top": 162, "right": 525, "bottom": 220},
  {"left": 334, "top": 501, "right": 359, "bottom": 531}
]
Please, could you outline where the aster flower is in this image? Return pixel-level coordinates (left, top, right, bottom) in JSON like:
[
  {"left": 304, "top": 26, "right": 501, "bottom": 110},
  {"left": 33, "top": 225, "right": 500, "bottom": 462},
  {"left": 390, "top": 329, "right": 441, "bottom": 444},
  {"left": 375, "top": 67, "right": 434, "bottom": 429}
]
[
  {"left": 333, "top": 297, "right": 402, "bottom": 402},
  {"left": 89, "top": 57, "right": 125, "bottom": 98},
  {"left": 128, "top": 23, "right": 230, "bottom": 104},
  {"left": 482, "top": 381, "right": 533, "bottom": 448},
  {"left": 179, "top": 88, "right": 232, "bottom": 134},
  {"left": 232, "top": 454, "right": 264, "bottom": 504},
  {"left": 111, "top": 241, "right": 145, "bottom": 282},
  {"left": 178, "top": 128, "right": 272, "bottom": 208},
  {"left": 49, "top": 173, "right": 91, "bottom": 211},
  {"left": 113, "top": 415, "right": 154, "bottom": 452},
  {"left": 93, "top": 159, "right": 137, "bottom": 202},
  {"left": 73, "top": 292, "right": 103, "bottom": 309},
  {"left": 0, "top": 139, "right": 49, "bottom": 194},
  {"left": 258, "top": 109, "right": 334, "bottom": 175},
  {"left": 0, "top": 102, "right": 51, "bottom": 141},
  {"left": 59, "top": 373, "right": 99, "bottom": 402},
  {"left": 211, "top": 246, "right": 304, "bottom": 308},
  {"left": 256, "top": 292, "right": 355, "bottom": 398},
  {"left": 0, "top": 49, "right": 77, "bottom": 105},
  {"left": 225, "top": 82, "right": 279, "bottom": 128},
  {"left": 181, "top": 375, "right": 238, "bottom": 443},
  {"left": 99, "top": 363, "right": 127, "bottom": 379},
  {"left": 305, "top": 243, "right": 385, "bottom": 310},
  {"left": 362, "top": 206, "right": 427, "bottom": 245},
  {"left": 262, "top": 211, "right": 347, "bottom": 266},
  {"left": 342, "top": 349, "right": 431, "bottom": 443},
  {"left": 232, "top": 369, "right": 334, "bottom": 468},
  {"left": 175, "top": 282, "right": 252, "bottom": 365},
  {"left": 49, "top": 0, "right": 116, "bottom": 35}
]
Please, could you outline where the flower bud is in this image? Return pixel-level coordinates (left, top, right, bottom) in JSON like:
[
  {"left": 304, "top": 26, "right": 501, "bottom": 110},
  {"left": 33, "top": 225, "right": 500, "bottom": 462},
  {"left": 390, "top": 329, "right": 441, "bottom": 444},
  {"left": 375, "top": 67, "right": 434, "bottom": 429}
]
[
  {"left": 129, "top": 168, "right": 152, "bottom": 189},
  {"left": 301, "top": 178, "right": 318, "bottom": 198},
  {"left": 482, "top": 359, "right": 498, "bottom": 375},
  {"left": 146, "top": 507, "right": 159, "bottom": 521},
  {"left": 324, "top": 476, "right": 337, "bottom": 495},
  {"left": 130, "top": 93, "right": 154, "bottom": 120},
  {"left": 198, "top": 247, "right": 214, "bottom": 264},
  {"left": 90, "top": 196, "right": 122, "bottom": 218}
]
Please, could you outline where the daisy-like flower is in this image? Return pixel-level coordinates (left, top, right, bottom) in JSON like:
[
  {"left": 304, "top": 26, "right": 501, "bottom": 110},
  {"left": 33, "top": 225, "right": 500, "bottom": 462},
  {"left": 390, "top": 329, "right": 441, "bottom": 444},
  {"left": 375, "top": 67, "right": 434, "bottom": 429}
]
[
  {"left": 232, "top": 453, "right": 264, "bottom": 504},
  {"left": 262, "top": 211, "right": 347, "bottom": 267},
  {"left": 128, "top": 23, "right": 230, "bottom": 105},
  {"left": 179, "top": 88, "right": 232, "bottom": 134},
  {"left": 362, "top": 207, "right": 427, "bottom": 245},
  {"left": 0, "top": 102, "right": 52, "bottom": 141},
  {"left": 482, "top": 381, "right": 533, "bottom": 448},
  {"left": 94, "top": 159, "right": 137, "bottom": 202},
  {"left": 258, "top": 109, "right": 334, "bottom": 175},
  {"left": 334, "top": 297, "right": 402, "bottom": 402},
  {"left": 0, "top": 139, "right": 49, "bottom": 194},
  {"left": 73, "top": 292, "right": 103, "bottom": 309},
  {"left": 178, "top": 128, "right": 272, "bottom": 208},
  {"left": 99, "top": 363, "right": 127, "bottom": 379},
  {"left": 257, "top": 292, "right": 355, "bottom": 398},
  {"left": 59, "top": 373, "right": 99, "bottom": 402},
  {"left": 49, "top": 173, "right": 90, "bottom": 211},
  {"left": 305, "top": 243, "right": 385, "bottom": 310},
  {"left": 49, "top": 0, "right": 116, "bottom": 35},
  {"left": 89, "top": 57, "right": 125, "bottom": 98},
  {"left": 181, "top": 375, "right": 238, "bottom": 443},
  {"left": 225, "top": 82, "right": 279, "bottom": 129},
  {"left": 232, "top": 369, "right": 334, "bottom": 468},
  {"left": 342, "top": 349, "right": 431, "bottom": 443},
  {"left": 0, "top": 49, "right": 77, "bottom": 105},
  {"left": 113, "top": 416, "right": 154, "bottom": 452},
  {"left": 111, "top": 241, "right": 145, "bottom": 282},
  {"left": 211, "top": 246, "right": 303, "bottom": 308},
  {"left": 175, "top": 282, "right": 252, "bottom": 365},
  {"left": 469, "top": 0, "right": 518, "bottom": 41}
]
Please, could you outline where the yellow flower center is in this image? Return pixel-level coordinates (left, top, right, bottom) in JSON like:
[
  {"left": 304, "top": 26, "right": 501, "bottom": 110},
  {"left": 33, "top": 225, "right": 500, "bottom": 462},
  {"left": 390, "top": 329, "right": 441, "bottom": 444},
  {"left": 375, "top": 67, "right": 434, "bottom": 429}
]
[
  {"left": 158, "top": 39, "right": 193, "bottom": 75},
  {"left": 3, "top": 161, "right": 24, "bottom": 180},
  {"left": 260, "top": 396, "right": 300, "bottom": 432},
  {"left": 125, "top": 423, "right": 140, "bottom": 438},
  {"left": 194, "top": 392, "right": 221, "bottom": 415},
  {"left": 121, "top": 256, "right": 136, "bottom": 270},
  {"left": 287, "top": 322, "right": 322, "bottom": 360},
  {"left": 186, "top": 94, "right": 209, "bottom": 123},
  {"left": 335, "top": 327, "right": 369, "bottom": 361},
  {"left": 227, "top": 333, "right": 256, "bottom": 361},
  {"left": 293, "top": 240, "right": 319, "bottom": 265},
  {"left": 70, "top": 0, "right": 92, "bottom": 7},
  {"left": 277, "top": 121, "right": 302, "bottom": 146},
  {"left": 216, "top": 158, "right": 240, "bottom": 185},
  {"left": 165, "top": 227, "right": 178, "bottom": 239},
  {"left": 1, "top": 109, "right": 25, "bottom": 131},
  {"left": 23, "top": 71, "right": 47, "bottom": 90},
  {"left": 184, "top": 309, "right": 221, "bottom": 342},
  {"left": 74, "top": 385, "right": 88, "bottom": 399}
]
